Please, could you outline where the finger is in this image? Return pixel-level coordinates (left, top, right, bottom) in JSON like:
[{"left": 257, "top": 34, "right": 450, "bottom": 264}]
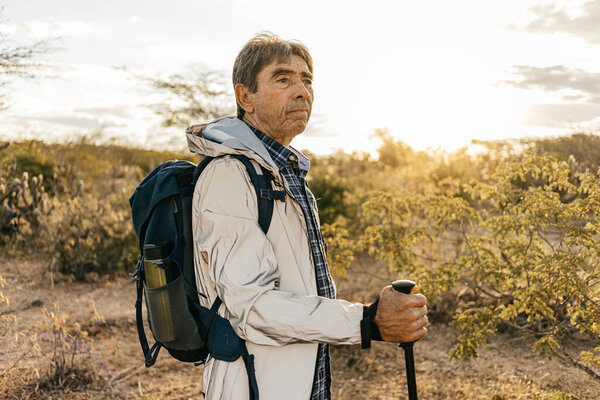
[
  {"left": 408, "top": 293, "right": 427, "bottom": 306},
  {"left": 417, "top": 315, "right": 429, "bottom": 328},
  {"left": 412, "top": 326, "right": 428, "bottom": 341},
  {"left": 418, "top": 305, "right": 428, "bottom": 316},
  {"left": 410, "top": 305, "right": 428, "bottom": 319}
]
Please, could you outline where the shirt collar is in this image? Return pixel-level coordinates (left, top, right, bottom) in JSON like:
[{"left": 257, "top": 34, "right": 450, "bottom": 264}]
[{"left": 244, "top": 121, "right": 311, "bottom": 174}]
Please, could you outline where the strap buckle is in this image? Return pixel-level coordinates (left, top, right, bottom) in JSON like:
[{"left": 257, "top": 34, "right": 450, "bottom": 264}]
[
  {"left": 129, "top": 255, "right": 144, "bottom": 283},
  {"left": 259, "top": 189, "right": 285, "bottom": 201}
]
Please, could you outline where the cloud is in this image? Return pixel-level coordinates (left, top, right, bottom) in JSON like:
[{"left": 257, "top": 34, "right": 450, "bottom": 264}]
[
  {"left": 526, "top": 0, "right": 600, "bottom": 44},
  {"left": 17, "top": 115, "right": 123, "bottom": 130},
  {"left": 503, "top": 65, "right": 600, "bottom": 127},
  {"left": 0, "top": 23, "right": 17, "bottom": 35},
  {"left": 302, "top": 112, "right": 340, "bottom": 138},
  {"left": 17, "top": 19, "right": 95, "bottom": 39},
  {"left": 522, "top": 103, "right": 600, "bottom": 126},
  {"left": 504, "top": 65, "right": 600, "bottom": 104},
  {"left": 74, "top": 106, "right": 132, "bottom": 119}
]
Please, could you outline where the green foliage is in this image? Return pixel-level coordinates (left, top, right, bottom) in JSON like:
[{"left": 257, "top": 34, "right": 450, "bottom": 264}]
[
  {"left": 429, "top": 149, "right": 480, "bottom": 200},
  {"left": 309, "top": 172, "right": 350, "bottom": 226},
  {"left": 354, "top": 151, "right": 600, "bottom": 379},
  {"left": 580, "top": 346, "right": 600, "bottom": 367},
  {"left": 542, "top": 392, "right": 580, "bottom": 400},
  {"left": 449, "top": 307, "right": 498, "bottom": 360},
  {"left": 359, "top": 191, "right": 426, "bottom": 275},
  {"left": 453, "top": 155, "right": 600, "bottom": 363},
  {"left": 321, "top": 217, "right": 354, "bottom": 276},
  {"left": 533, "top": 334, "right": 560, "bottom": 358}
]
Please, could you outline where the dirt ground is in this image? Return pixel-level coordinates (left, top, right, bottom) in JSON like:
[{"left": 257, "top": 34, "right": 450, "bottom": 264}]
[{"left": 1, "top": 258, "right": 599, "bottom": 399}]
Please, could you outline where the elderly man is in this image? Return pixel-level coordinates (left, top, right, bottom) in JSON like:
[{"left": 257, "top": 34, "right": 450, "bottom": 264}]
[{"left": 186, "top": 33, "right": 428, "bottom": 400}]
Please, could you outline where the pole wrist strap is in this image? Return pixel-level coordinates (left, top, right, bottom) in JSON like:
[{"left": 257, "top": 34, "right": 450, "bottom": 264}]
[{"left": 361, "top": 298, "right": 383, "bottom": 349}]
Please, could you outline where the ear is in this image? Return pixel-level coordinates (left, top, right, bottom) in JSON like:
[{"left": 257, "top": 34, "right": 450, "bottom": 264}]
[{"left": 235, "top": 84, "right": 254, "bottom": 114}]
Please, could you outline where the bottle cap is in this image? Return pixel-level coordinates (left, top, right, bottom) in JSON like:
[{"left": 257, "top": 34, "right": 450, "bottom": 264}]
[{"left": 144, "top": 241, "right": 172, "bottom": 260}]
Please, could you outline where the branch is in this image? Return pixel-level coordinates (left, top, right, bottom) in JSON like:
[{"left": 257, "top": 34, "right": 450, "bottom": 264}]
[{"left": 560, "top": 348, "right": 600, "bottom": 383}]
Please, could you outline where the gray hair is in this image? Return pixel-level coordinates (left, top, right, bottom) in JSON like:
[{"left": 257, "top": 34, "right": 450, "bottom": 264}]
[{"left": 232, "top": 32, "right": 313, "bottom": 119}]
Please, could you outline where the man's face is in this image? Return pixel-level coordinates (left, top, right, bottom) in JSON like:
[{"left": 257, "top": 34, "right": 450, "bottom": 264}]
[{"left": 242, "top": 55, "right": 314, "bottom": 145}]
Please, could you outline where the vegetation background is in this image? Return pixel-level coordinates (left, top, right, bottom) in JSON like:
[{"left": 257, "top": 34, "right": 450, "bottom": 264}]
[
  {"left": 1, "top": 11, "right": 600, "bottom": 400},
  {"left": 1, "top": 131, "right": 600, "bottom": 399}
]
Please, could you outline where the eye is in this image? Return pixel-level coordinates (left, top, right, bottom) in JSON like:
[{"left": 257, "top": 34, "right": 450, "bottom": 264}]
[{"left": 277, "top": 77, "right": 289, "bottom": 84}]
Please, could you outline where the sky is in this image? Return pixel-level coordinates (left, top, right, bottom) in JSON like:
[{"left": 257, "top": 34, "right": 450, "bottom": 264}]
[{"left": 0, "top": 0, "right": 599, "bottom": 154}]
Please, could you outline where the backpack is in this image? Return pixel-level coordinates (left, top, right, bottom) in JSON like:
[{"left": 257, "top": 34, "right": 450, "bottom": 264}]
[{"left": 129, "top": 154, "right": 285, "bottom": 400}]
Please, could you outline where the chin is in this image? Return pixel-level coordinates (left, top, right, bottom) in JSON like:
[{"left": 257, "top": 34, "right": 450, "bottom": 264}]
[{"left": 292, "top": 123, "right": 308, "bottom": 136}]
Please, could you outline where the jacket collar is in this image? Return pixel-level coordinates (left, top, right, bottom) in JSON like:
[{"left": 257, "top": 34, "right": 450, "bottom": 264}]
[{"left": 186, "top": 117, "right": 279, "bottom": 174}]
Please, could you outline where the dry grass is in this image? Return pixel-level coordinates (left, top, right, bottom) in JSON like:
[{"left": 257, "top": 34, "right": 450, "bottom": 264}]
[{"left": 0, "top": 257, "right": 598, "bottom": 399}]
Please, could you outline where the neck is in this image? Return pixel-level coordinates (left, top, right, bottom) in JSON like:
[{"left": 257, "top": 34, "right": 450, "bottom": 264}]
[{"left": 242, "top": 115, "right": 292, "bottom": 147}]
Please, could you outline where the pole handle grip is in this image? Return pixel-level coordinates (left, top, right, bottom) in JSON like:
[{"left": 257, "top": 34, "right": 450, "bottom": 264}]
[{"left": 392, "top": 279, "right": 417, "bottom": 295}]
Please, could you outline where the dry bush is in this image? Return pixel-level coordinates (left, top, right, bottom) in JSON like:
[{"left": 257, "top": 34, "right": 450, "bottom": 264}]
[
  {"left": 0, "top": 303, "right": 127, "bottom": 399},
  {"left": 0, "top": 171, "right": 49, "bottom": 247},
  {"left": 0, "top": 139, "right": 185, "bottom": 281},
  {"left": 41, "top": 193, "right": 138, "bottom": 281},
  {"left": 0, "top": 275, "right": 16, "bottom": 343}
]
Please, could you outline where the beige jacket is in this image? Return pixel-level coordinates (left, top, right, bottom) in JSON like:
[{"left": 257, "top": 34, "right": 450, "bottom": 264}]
[{"left": 187, "top": 117, "right": 364, "bottom": 400}]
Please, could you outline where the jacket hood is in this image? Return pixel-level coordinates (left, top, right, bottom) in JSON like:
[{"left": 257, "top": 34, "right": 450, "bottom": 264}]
[{"left": 186, "top": 117, "right": 278, "bottom": 172}]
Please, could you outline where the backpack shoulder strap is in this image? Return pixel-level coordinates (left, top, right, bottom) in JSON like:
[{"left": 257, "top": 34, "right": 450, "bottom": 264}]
[{"left": 193, "top": 154, "right": 285, "bottom": 234}]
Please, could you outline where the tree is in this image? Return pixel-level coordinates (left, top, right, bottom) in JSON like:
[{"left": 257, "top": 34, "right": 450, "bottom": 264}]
[
  {"left": 0, "top": 10, "right": 49, "bottom": 110},
  {"left": 371, "top": 128, "right": 415, "bottom": 168},
  {"left": 142, "top": 67, "right": 234, "bottom": 128}
]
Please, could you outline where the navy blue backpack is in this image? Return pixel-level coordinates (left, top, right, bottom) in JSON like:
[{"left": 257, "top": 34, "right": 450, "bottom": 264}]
[{"left": 129, "top": 155, "right": 285, "bottom": 400}]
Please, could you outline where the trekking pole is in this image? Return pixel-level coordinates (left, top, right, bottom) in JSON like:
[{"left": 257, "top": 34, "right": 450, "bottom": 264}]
[{"left": 392, "top": 279, "right": 419, "bottom": 400}]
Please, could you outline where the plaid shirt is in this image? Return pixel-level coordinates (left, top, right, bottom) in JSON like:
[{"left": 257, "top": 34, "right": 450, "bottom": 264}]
[{"left": 247, "top": 123, "right": 336, "bottom": 400}]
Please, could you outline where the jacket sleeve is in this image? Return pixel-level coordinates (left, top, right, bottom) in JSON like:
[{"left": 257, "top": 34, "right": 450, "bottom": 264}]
[{"left": 193, "top": 156, "right": 364, "bottom": 346}]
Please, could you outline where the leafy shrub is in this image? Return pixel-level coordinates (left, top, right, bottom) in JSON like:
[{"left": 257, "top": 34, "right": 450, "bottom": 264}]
[
  {"left": 309, "top": 172, "right": 350, "bottom": 226},
  {"left": 321, "top": 217, "right": 354, "bottom": 276},
  {"left": 355, "top": 153, "right": 600, "bottom": 380}
]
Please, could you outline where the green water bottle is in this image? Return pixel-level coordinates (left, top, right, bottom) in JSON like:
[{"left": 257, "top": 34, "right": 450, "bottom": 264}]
[
  {"left": 143, "top": 241, "right": 178, "bottom": 342},
  {"left": 144, "top": 241, "right": 177, "bottom": 287}
]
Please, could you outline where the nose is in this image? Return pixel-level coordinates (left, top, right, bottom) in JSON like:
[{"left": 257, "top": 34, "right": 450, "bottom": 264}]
[{"left": 292, "top": 78, "right": 311, "bottom": 100}]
